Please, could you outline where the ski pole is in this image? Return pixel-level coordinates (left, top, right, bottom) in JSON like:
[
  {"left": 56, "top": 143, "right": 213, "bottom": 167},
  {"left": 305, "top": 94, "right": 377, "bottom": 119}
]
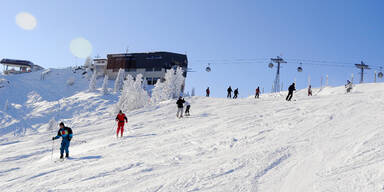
[{"left": 51, "top": 139, "right": 54, "bottom": 161}]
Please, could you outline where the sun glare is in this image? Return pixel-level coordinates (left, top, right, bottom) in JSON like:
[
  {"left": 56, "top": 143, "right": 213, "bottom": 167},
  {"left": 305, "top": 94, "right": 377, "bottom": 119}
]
[
  {"left": 15, "top": 12, "right": 37, "bottom": 30},
  {"left": 69, "top": 38, "right": 93, "bottom": 58}
]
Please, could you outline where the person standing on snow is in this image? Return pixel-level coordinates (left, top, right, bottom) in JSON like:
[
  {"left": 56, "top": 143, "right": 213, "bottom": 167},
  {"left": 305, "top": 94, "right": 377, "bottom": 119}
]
[
  {"left": 115, "top": 110, "right": 128, "bottom": 138},
  {"left": 52, "top": 122, "right": 73, "bottom": 159},
  {"left": 345, "top": 80, "right": 352, "bottom": 93},
  {"left": 255, "top": 87, "right": 260, "bottom": 98},
  {"left": 176, "top": 97, "right": 185, "bottom": 118},
  {"left": 308, "top": 85, "right": 313, "bottom": 96},
  {"left": 185, "top": 100, "right": 191, "bottom": 116},
  {"left": 286, "top": 83, "right": 296, "bottom": 101},
  {"left": 227, "top": 86, "right": 233, "bottom": 98},
  {"left": 206, "top": 87, "right": 210, "bottom": 97},
  {"left": 233, "top": 88, "right": 239, "bottom": 99}
]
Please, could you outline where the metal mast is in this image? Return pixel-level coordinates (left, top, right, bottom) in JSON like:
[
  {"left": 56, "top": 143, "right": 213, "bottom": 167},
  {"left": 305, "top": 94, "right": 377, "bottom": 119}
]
[{"left": 271, "top": 56, "right": 287, "bottom": 92}]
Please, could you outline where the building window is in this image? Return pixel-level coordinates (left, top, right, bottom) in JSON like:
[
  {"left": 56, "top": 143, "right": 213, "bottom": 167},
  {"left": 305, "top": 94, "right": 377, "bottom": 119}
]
[
  {"left": 125, "top": 68, "right": 136, "bottom": 72},
  {"left": 145, "top": 68, "right": 153, "bottom": 72},
  {"left": 146, "top": 77, "right": 153, "bottom": 85},
  {"left": 154, "top": 68, "right": 162, "bottom": 71}
]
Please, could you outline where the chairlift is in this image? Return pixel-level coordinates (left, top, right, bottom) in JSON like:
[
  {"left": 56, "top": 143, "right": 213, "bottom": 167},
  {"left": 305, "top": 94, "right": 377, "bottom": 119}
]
[
  {"left": 206, "top": 63, "right": 211, "bottom": 72},
  {"left": 268, "top": 62, "right": 274, "bottom": 68},
  {"left": 297, "top": 62, "right": 303, "bottom": 72}
]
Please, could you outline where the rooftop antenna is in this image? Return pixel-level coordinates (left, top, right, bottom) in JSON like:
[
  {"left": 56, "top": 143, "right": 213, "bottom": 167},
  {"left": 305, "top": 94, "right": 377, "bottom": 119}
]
[
  {"left": 270, "top": 56, "right": 287, "bottom": 93},
  {"left": 355, "top": 61, "right": 370, "bottom": 83}
]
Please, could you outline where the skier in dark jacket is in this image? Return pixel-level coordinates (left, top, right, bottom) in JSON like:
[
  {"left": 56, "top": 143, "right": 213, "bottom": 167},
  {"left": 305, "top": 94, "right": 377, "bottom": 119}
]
[
  {"left": 286, "top": 83, "right": 296, "bottom": 101},
  {"left": 233, "top": 88, "right": 239, "bottom": 99},
  {"left": 176, "top": 97, "right": 185, "bottom": 118},
  {"left": 206, "top": 87, "right": 210, "bottom": 97},
  {"left": 52, "top": 122, "right": 73, "bottom": 159},
  {"left": 227, "top": 86, "right": 233, "bottom": 98},
  {"left": 255, "top": 87, "right": 260, "bottom": 98}
]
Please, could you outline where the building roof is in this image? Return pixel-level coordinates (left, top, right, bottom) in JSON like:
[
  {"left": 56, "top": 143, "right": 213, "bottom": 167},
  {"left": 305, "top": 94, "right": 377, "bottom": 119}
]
[
  {"left": 107, "top": 51, "right": 188, "bottom": 69},
  {"left": 0, "top": 59, "right": 34, "bottom": 67}
]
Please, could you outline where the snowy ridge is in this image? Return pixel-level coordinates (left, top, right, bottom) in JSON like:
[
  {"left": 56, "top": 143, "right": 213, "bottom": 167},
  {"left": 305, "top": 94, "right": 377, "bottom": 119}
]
[{"left": 1, "top": 70, "right": 384, "bottom": 191}]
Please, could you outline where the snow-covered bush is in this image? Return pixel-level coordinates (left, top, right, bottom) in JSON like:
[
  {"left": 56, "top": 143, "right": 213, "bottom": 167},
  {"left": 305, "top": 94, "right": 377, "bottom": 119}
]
[
  {"left": 101, "top": 75, "right": 109, "bottom": 95},
  {"left": 151, "top": 67, "right": 185, "bottom": 103},
  {"left": 116, "top": 74, "right": 150, "bottom": 112},
  {"left": 89, "top": 71, "right": 97, "bottom": 91},
  {"left": 67, "top": 77, "right": 75, "bottom": 86},
  {"left": 114, "top": 68, "right": 125, "bottom": 93}
]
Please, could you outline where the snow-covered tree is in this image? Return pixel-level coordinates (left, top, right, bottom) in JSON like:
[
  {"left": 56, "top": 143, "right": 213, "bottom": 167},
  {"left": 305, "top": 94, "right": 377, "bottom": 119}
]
[
  {"left": 101, "top": 75, "right": 109, "bottom": 95},
  {"left": 151, "top": 67, "right": 185, "bottom": 103},
  {"left": 85, "top": 67, "right": 92, "bottom": 80},
  {"left": 89, "top": 71, "right": 97, "bottom": 91},
  {"left": 114, "top": 68, "right": 125, "bottom": 93},
  {"left": 84, "top": 56, "right": 92, "bottom": 68},
  {"left": 115, "top": 74, "right": 149, "bottom": 112},
  {"left": 191, "top": 88, "right": 195, "bottom": 96}
]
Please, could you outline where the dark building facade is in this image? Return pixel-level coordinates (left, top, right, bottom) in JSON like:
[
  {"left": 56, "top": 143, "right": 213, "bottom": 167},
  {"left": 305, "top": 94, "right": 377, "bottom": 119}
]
[{"left": 106, "top": 52, "right": 188, "bottom": 85}]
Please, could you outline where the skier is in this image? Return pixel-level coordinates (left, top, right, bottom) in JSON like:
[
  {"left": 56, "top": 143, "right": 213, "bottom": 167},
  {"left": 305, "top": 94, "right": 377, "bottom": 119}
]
[
  {"left": 233, "top": 88, "right": 239, "bottom": 99},
  {"left": 52, "top": 122, "right": 73, "bottom": 159},
  {"left": 176, "top": 97, "right": 185, "bottom": 118},
  {"left": 286, "top": 83, "right": 296, "bottom": 101},
  {"left": 345, "top": 80, "right": 352, "bottom": 93},
  {"left": 206, "top": 87, "right": 210, "bottom": 97},
  {"left": 115, "top": 110, "right": 128, "bottom": 138},
  {"left": 185, "top": 100, "right": 191, "bottom": 116},
  {"left": 308, "top": 85, "right": 312, "bottom": 96},
  {"left": 255, "top": 87, "right": 260, "bottom": 98},
  {"left": 227, "top": 86, "right": 233, "bottom": 98}
]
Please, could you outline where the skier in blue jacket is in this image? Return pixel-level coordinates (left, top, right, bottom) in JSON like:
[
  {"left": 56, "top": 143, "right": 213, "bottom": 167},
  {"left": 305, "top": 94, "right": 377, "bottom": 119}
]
[{"left": 52, "top": 122, "right": 73, "bottom": 159}]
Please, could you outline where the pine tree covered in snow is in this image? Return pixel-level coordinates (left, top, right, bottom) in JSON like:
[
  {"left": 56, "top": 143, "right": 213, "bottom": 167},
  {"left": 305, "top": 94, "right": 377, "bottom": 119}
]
[
  {"left": 88, "top": 71, "right": 97, "bottom": 91},
  {"left": 85, "top": 67, "right": 92, "bottom": 80},
  {"left": 191, "top": 88, "right": 195, "bottom": 96},
  {"left": 116, "top": 74, "right": 150, "bottom": 112},
  {"left": 114, "top": 68, "right": 125, "bottom": 93},
  {"left": 151, "top": 67, "right": 185, "bottom": 103},
  {"left": 84, "top": 56, "right": 92, "bottom": 68},
  {"left": 101, "top": 75, "right": 109, "bottom": 95}
]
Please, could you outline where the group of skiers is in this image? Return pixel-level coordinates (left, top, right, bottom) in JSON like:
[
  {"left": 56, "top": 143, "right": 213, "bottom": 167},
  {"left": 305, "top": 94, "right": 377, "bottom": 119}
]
[
  {"left": 227, "top": 86, "right": 239, "bottom": 99},
  {"left": 51, "top": 80, "right": 355, "bottom": 160}
]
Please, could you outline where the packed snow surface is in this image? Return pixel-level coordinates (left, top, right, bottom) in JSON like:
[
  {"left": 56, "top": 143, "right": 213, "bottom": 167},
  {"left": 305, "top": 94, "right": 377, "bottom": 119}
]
[{"left": 1, "top": 69, "right": 384, "bottom": 191}]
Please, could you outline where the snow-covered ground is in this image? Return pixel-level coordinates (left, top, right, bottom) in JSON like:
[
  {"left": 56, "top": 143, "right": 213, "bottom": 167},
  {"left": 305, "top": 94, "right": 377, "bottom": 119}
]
[{"left": 1, "top": 69, "right": 384, "bottom": 191}]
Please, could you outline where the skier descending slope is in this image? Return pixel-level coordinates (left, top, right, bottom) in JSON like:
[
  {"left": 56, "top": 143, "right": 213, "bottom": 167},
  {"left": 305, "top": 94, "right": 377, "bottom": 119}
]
[
  {"left": 115, "top": 110, "right": 128, "bottom": 138},
  {"left": 286, "top": 83, "right": 296, "bottom": 101},
  {"left": 52, "top": 122, "right": 73, "bottom": 159},
  {"left": 176, "top": 97, "right": 185, "bottom": 118}
]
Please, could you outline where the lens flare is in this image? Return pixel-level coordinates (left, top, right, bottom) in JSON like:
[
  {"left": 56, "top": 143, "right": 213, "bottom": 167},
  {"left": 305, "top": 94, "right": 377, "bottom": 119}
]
[
  {"left": 15, "top": 12, "right": 37, "bottom": 30},
  {"left": 69, "top": 38, "right": 93, "bottom": 58}
]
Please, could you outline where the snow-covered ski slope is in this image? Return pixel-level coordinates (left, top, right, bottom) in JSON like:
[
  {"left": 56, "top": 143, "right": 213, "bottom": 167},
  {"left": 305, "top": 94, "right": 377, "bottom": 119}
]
[{"left": 1, "top": 69, "right": 384, "bottom": 191}]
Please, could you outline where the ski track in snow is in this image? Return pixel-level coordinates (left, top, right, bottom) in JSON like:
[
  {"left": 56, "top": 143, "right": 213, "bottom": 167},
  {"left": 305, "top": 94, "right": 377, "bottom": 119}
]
[{"left": 1, "top": 69, "right": 384, "bottom": 191}]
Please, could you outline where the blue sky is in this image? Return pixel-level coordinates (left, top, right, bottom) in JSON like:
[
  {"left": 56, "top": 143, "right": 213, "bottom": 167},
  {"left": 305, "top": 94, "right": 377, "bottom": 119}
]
[{"left": 1, "top": 0, "right": 383, "bottom": 97}]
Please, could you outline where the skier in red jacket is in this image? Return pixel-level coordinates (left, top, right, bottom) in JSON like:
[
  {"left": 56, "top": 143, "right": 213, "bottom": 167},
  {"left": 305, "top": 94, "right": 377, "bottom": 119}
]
[{"left": 115, "top": 110, "right": 128, "bottom": 138}]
